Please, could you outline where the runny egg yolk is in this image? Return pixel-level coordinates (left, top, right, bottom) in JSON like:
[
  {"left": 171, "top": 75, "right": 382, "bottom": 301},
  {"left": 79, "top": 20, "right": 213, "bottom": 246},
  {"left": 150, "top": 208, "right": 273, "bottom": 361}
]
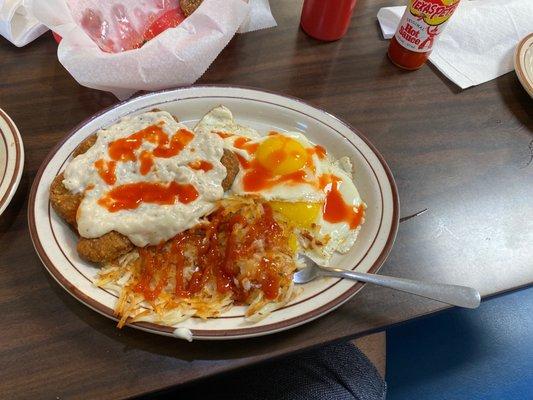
[
  {"left": 288, "top": 233, "right": 298, "bottom": 253},
  {"left": 256, "top": 135, "right": 308, "bottom": 175},
  {"left": 270, "top": 201, "right": 321, "bottom": 229}
]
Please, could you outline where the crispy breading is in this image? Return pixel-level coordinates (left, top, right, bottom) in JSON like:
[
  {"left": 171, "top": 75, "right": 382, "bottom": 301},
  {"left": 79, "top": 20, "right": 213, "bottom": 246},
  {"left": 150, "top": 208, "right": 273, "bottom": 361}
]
[
  {"left": 53, "top": 131, "right": 96, "bottom": 225},
  {"left": 180, "top": 0, "right": 203, "bottom": 16},
  {"left": 49, "top": 173, "right": 81, "bottom": 226},
  {"left": 221, "top": 149, "right": 239, "bottom": 191},
  {"left": 77, "top": 231, "right": 134, "bottom": 264},
  {"left": 49, "top": 174, "right": 133, "bottom": 263},
  {"left": 72, "top": 134, "right": 97, "bottom": 158}
]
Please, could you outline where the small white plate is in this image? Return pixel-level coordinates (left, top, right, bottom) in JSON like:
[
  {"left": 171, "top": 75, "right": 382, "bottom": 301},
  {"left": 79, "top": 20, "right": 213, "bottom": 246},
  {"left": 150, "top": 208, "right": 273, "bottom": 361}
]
[
  {"left": 28, "top": 86, "right": 399, "bottom": 340},
  {"left": 515, "top": 33, "right": 533, "bottom": 98},
  {"left": 0, "top": 109, "right": 24, "bottom": 216}
]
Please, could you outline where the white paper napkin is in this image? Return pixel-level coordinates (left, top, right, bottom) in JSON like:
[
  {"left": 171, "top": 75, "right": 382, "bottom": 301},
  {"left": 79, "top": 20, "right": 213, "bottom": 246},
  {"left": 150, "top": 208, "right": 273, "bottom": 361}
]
[
  {"left": 377, "top": 0, "right": 533, "bottom": 89},
  {"left": 377, "top": 6, "right": 404, "bottom": 40},
  {"left": 238, "top": 0, "right": 277, "bottom": 33},
  {"left": 0, "top": 0, "right": 47, "bottom": 47}
]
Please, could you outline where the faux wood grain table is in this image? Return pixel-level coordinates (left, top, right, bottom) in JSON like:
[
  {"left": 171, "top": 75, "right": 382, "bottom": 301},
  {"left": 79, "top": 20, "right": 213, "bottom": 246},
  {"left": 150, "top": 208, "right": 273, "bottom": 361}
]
[{"left": 0, "top": 0, "right": 531, "bottom": 398}]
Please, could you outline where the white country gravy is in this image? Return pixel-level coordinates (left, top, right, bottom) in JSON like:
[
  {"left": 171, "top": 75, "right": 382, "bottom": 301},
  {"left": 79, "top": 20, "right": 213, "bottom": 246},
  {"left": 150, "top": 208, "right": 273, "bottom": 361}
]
[{"left": 63, "top": 111, "right": 226, "bottom": 247}]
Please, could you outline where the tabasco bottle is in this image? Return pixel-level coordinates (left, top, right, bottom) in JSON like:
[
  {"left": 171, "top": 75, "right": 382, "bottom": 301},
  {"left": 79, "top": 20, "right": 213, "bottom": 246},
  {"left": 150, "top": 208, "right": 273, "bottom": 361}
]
[{"left": 388, "top": 0, "right": 461, "bottom": 70}]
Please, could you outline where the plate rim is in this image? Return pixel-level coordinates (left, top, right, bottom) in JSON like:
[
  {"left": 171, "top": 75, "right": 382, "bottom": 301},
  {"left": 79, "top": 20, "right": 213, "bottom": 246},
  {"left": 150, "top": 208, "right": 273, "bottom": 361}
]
[
  {"left": 0, "top": 108, "right": 24, "bottom": 216},
  {"left": 515, "top": 33, "right": 533, "bottom": 98},
  {"left": 28, "top": 85, "right": 399, "bottom": 339}
]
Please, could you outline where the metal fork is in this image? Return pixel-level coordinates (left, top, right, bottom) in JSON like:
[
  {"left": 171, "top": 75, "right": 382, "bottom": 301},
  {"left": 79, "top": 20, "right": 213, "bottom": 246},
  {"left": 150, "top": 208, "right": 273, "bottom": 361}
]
[{"left": 293, "top": 255, "right": 481, "bottom": 309}]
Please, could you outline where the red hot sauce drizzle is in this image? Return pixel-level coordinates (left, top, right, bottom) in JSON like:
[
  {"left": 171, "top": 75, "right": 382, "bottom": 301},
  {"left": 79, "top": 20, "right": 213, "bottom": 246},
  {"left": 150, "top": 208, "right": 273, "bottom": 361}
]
[
  {"left": 93, "top": 123, "right": 201, "bottom": 210},
  {"left": 242, "top": 162, "right": 309, "bottom": 192},
  {"left": 133, "top": 203, "right": 286, "bottom": 304},
  {"left": 94, "top": 159, "right": 117, "bottom": 185},
  {"left": 233, "top": 137, "right": 259, "bottom": 155},
  {"left": 236, "top": 134, "right": 327, "bottom": 193},
  {"left": 105, "top": 124, "right": 195, "bottom": 179},
  {"left": 188, "top": 160, "right": 213, "bottom": 172},
  {"left": 108, "top": 124, "right": 167, "bottom": 162},
  {"left": 134, "top": 245, "right": 171, "bottom": 301},
  {"left": 320, "top": 174, "right": 364, "bottom": 229},
  {"left": 98, "top": 181, "right": 199, "bottom": 212},
  {"left": 139, "top": 150, "right": 154, "bottom": 175}
]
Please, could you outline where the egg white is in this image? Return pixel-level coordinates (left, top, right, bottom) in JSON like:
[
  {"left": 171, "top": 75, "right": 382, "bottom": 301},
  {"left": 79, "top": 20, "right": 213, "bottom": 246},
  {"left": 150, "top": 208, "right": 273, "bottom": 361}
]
[
  {"left": 194, "top": 105, "right": 260, "bottom": 139},
  {"left": 194, "top": 106, "right": 366, "bottom": 266},
  {"left": 301, "top": 160, "right": 364, "bottom": 266}
]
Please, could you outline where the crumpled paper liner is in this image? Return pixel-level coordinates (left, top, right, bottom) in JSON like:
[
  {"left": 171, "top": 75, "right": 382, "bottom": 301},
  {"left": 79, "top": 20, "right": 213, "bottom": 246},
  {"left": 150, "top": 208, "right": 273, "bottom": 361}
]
[
  {"left": 0, "top": 0, "right": 47, "bottom": 47},
  {"left": 28, "top": 0, "right": 276, "bottom": 99}
]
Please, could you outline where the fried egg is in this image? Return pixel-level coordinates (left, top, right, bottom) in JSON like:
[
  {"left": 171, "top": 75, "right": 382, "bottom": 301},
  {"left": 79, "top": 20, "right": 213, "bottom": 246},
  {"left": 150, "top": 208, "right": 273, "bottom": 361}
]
[
  {"left": 194, "top": 106, "right": 366, "bottom": 266},
  {"left": 194, "top": 105, "right": 260, "bottom": 140},
  {"left": 229, "top": 130, "right": 328, "bottom": 202},
  {"left": 63, "top": 110, "right": 227, "bottom": 247}
]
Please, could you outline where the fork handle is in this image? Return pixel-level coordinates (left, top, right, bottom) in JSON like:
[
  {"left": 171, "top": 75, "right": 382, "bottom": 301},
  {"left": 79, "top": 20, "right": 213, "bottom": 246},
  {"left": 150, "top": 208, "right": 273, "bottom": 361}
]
[{"left": 319, "top": 267, "right": 481, "bottom": 309}]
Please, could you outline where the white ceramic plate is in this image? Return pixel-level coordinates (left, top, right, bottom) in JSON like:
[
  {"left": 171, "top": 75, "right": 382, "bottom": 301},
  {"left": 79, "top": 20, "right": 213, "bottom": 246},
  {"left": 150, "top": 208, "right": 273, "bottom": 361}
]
[
  {"left": 28, "top": 86, "right": 399, "bottom": 340},
  {"left": 0, "top": 109, "right": 24, "bottom": 216},
  {"left": 515, "top": 33, "right": 533, "bottom": 98}
]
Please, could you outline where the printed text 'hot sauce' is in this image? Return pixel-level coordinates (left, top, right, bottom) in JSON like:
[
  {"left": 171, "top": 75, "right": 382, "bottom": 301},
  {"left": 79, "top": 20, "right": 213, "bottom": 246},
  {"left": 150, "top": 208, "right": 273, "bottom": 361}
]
[{"left": 388, "top": 0, "right": 461, "bottom": 70}]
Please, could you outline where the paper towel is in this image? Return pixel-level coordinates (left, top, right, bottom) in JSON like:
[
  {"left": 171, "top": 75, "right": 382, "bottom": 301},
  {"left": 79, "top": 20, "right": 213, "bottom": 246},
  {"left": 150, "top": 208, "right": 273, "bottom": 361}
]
[{"left": 377, "top": 0, "right": 533, "bottom": 89}]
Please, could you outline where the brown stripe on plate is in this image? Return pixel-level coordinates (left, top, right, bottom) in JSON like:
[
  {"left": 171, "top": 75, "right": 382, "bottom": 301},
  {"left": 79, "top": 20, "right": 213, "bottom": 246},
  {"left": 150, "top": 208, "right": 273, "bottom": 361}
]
[
  {"left": 0, "top": 109, "right": 23, "bottom": 213},
  {"left": 515, "top": 33, "right": 533, "bottom": 96}
]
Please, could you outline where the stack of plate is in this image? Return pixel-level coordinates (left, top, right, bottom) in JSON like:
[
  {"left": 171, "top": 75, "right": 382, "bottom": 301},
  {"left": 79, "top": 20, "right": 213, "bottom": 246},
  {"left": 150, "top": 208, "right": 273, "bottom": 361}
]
[{"left": 0, "top": 109, "right": 24, "bottom": 216}]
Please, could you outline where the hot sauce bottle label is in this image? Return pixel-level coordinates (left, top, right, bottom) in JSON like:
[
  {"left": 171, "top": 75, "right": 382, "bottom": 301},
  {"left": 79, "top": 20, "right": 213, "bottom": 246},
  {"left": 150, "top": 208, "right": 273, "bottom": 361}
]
[{"left": 395, "top": 0, "right": 461, "bottom": 53}]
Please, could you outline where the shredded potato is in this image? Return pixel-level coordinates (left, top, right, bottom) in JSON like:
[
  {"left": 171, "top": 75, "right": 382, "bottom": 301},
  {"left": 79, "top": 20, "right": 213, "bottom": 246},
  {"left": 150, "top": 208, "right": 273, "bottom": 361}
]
[{"left": 95, "top": 197, "right": 298, "bottom": 327}]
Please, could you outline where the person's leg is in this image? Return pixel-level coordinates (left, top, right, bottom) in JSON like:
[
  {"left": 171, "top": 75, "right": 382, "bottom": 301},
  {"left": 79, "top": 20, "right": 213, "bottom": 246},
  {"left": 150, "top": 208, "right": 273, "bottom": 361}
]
[
  {"left": 353, "top": 332, "right": 386, "bottom": 378},
  {"left": 145, "top": 340, "right": 386, "bottom": 400}
]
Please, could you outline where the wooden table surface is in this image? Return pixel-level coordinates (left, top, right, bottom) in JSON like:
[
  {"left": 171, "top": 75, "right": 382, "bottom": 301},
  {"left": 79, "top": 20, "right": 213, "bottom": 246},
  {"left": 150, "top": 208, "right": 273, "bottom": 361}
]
[{"left": 1, "top": 0, "right": 532, "bottom": 398}]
